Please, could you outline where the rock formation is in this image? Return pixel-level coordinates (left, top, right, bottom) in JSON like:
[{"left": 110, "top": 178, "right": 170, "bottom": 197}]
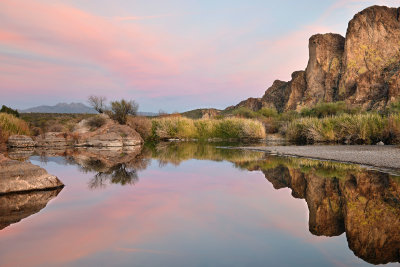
[
  {"left": 229, "top": 5, "right": 400, "bottom": 112},
  {"left": 73, "top": 115, "right": 143, "bottom": 147},
  {"left": 0, "top": 154, "right": 64, "bottom": 194}
]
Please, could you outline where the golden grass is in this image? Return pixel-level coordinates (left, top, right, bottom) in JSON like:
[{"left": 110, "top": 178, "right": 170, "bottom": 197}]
[
  {"left": 151, "top": 117, "right": 266, "bottom": 140},
  {"left": 0, "top": 113, "right": 30, "bottom": 142}
]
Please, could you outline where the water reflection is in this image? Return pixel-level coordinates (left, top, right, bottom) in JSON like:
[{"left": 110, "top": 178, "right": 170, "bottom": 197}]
[
  {"left": 235, "top": 157, "right": 400, "bottom": 265},
  {"left": 4, "top": 142, "right": 400, "bottom": 265},
  {"left": 0, "top": 188, "right": 62, "bottom": 230}
]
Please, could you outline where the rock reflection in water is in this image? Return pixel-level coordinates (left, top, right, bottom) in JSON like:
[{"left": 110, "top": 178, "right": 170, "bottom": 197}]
[
  {"left": 236, "top": 157, "right": 400, "bottom": 265},
  {"left": 0, "top": 188, "right": 62, "bottom": 230}
]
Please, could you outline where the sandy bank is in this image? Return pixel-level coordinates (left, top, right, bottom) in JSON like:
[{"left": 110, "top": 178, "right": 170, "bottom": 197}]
[{"left": 233, "top": 145, "right": 400, "bottom": 171}]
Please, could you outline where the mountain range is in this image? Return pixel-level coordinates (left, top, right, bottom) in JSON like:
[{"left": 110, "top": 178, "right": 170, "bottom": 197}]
[{"left": 20, "top": 102, "right": 157, "bottom": 116}]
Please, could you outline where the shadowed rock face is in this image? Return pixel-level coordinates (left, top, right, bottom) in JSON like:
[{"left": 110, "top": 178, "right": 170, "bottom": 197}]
[
  {"left": 246, "top": 158, "right": 400, "bottom": 265},
  {"left": 0, "top": 188, "right": 62, "bottom": 230},
  {"left": 305, "top": 34, "right": 345, "bottom": 106}
]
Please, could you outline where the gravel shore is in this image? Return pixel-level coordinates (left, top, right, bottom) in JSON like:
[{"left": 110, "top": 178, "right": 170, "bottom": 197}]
[{"left": 235, "top": 145, "right": 400, "bottom": 171}]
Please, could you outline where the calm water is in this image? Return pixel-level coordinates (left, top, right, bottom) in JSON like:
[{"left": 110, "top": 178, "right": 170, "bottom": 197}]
[{"left": 1, "top": 143, "right": 399, "bottom": 267}]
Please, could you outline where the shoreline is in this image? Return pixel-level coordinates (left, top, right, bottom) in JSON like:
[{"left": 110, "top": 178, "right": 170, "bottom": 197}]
[{"left": 229, "top": 145, "right": 400, "bottom": 173}]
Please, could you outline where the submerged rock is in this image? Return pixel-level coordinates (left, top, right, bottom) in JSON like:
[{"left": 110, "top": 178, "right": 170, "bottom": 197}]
[{"left": 0, "top": 154, "right": 64, "bottom": 194}]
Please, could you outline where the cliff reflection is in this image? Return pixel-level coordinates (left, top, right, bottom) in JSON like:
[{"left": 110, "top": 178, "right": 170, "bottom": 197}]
[{"left": 235, "top": 157, "right": 400, "bottom": 265}]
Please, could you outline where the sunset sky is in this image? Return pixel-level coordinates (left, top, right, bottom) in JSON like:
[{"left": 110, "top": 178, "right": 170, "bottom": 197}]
[{"left": 1, "top": 0, "right": 400, "bottom": 112}]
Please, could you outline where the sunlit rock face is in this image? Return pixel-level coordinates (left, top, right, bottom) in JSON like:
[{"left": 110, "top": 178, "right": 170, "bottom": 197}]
[
  {"left": 340, "top": 6, "right": 400, "bottom": 109},
  {"left": 229, "top": 5, "right": 400, "bottom": 112},
  {"left": 242, "top": 157, "right": 400, "bottom": 265},
  {"left": 0, "top": 188, "right": 62, "bottom": 230},
  {"left": 0, "top": 154, "right": 63, "bottom": 194}
]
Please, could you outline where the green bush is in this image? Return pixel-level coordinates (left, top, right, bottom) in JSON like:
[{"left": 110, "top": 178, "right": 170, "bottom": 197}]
[
  {"left": 299, "top": 101, "right": 356, "bottom": 118},
  {"left": 0, "top": 105, "right": 19, "bottom": 118}
]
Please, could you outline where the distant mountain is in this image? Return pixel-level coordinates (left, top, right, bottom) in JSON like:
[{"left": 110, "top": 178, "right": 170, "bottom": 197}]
[
  {"left": 20, "top": 102, "right": 158, "bottom": 116},
  {"left": 20, "top": 102, "right": 97, "bottom": 114}
]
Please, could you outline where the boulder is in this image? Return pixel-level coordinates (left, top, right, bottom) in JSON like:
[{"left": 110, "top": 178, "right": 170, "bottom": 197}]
[
  {"left": 7, "top": 135, "right": 36, "bottom": 148},
  {"left": 73, "top": 115, "right": 143, "bottom": 147},
  {"left": 0, "top": 154, "right": 64, "bottom": 194}
]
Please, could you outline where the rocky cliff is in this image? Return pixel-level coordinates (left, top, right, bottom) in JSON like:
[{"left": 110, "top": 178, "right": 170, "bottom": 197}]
[{"left": 231, "top": 5, "right": 400, "bottom": 112}]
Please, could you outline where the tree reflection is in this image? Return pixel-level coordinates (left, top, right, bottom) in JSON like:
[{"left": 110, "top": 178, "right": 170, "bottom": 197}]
[{"left": 88, "top": 163, "right": 138, "bottom": 189}]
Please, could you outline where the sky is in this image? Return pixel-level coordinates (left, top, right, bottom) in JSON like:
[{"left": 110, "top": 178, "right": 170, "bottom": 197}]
[{"left": 1, "top": 0, "right": 400, "bottom": 112}]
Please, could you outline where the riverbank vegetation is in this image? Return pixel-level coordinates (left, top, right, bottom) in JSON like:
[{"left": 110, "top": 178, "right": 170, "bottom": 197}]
[
  {"left": 0, "top": 113, "right": 30, "bottom": 143},
  {"left": 149, "top": 117, "right": 266, "bottom": 141}
]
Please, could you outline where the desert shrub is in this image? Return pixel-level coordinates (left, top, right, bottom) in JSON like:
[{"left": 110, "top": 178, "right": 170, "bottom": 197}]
[
  {"left": 127, "top": 116, "right": 152, "bottom": 140},
  {"left": 109, "top": 99, "right": 139, "bottom": 124},
  {"left": 47, "top": 123, "right": 65, "bottom": 132},
  {"left": 86, "top": 115, "right": 106, "bottom": 129},
  {"left": 0, "top": 113, "right": 30, "bottom": 141},
  {"left": 300, "top": 101, "right": 355, "bottom": 118},
  {"left": 0, "top": 105, "right": 20, "bottom": 117},
  {"left": 151, "top": 117, "right": 266, "bottom": 140},
  {"left": 232, "top": 107, "right": 257, "bottom": 118},
  {"left": 257, "top": 107, "right": 279, "bottom": 118}
]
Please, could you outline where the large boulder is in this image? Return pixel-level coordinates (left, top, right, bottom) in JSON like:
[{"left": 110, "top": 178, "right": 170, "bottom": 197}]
[
  {"left": 73, "top": 115, "right": 143, "bottom": 147},
  {"left": 339, "top": 5, "right": 400, "bottom": 109},
  {"left": 7, "top": 135, "right": 36, "bottom": 148},
  {"left": 0, "top": 154, "right": 64, "bottom": 194}
]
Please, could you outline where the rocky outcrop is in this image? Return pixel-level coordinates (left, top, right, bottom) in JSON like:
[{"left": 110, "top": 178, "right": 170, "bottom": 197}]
[
  {"left": 0, "top": 154, "right": 64, "bottom": 194},
  {"left": 7, "top": 135, "right": 36, "bottom": 148},
  {"left": 305, "top": 34, "right": 345, "bottom": 105},
  {"left": 228, "top": 5, "right": 400, "bottom": 112},
  {"left": 0, "top": 188, "right": 62, "bottom": 230},
  {"left": 73, "top": 115, "right": 143, "bottom": 147},
  {"left": 339, "top": 6, "right": 400, "bottom": 109}
]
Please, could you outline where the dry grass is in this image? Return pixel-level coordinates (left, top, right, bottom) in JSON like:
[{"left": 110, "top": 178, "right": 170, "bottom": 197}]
[
  {"left": 127, "top": 116, "right": 152, "bottom": 140},
  {"left": 0, "top": 113, "right": 31, "bottom": 142},
  {"left": 285, "top": 113, "right": 395, "bottom": 144},
  {"left": 150, "top": 117, "right": 266, "bottom": 140}
]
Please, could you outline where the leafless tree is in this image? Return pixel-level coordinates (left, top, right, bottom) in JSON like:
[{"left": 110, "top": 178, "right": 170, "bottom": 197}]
[{"left": 88, "top": 95, "right": 107, "bottom": 113}]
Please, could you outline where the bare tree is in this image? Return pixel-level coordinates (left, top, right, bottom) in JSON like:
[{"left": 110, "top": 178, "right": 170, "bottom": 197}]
[
  {"left": 88, "top": 95, "right": 107, "bottom": 113},
  {"left": 110, "top": 99, "right": 139, "bottom": 124}
]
